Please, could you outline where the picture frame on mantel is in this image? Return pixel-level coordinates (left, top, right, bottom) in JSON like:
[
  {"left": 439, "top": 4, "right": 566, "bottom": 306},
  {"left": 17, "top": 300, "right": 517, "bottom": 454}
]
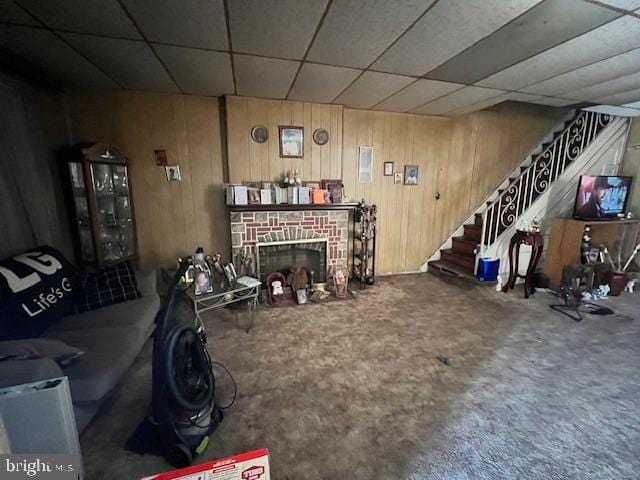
[{"left": 279, "top": 126, "right": 304, "bottom": 158}]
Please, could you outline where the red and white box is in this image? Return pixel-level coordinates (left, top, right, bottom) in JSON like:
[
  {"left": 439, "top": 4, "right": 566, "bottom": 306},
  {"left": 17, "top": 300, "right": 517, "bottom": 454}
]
[{"left": 141, "top": 449, "right": 270, "bottom": 480}]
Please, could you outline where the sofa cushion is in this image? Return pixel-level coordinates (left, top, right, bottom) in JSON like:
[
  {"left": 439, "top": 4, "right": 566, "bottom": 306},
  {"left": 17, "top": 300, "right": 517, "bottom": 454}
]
[
  {"left": 0, "top": 338, "right": 84, "bottom": 366},
  {"left": 0, "top": 246, "right": 77, "bottom": 340},
  {"left": 41, "top": 327, "right": 147, "bottom": 402},
  {"left": 44, "top": 293, "right": 160, "bottom": 337},
  {"left": 76, "top": 261, "right": 141, "bottom": 313}
]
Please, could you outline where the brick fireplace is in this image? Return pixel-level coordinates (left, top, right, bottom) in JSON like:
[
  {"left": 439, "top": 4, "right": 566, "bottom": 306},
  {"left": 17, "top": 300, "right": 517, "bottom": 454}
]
[{"left": 229, "top": 207, "right": 351, "bottom": 282}]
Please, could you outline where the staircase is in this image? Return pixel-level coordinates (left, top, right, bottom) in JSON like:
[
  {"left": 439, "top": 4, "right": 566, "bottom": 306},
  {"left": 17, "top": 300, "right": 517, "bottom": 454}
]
[{"left": 427, "top": 110, "right": 621, "bottom": 282}]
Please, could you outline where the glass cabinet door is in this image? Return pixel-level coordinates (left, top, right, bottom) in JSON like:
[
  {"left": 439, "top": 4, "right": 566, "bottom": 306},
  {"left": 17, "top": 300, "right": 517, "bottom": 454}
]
[
  {"left": 68, "top": 162, "right": 95, "bottom": 262},
  {"left": 91, "top": 163, "right": 134, "bottom": 262}
]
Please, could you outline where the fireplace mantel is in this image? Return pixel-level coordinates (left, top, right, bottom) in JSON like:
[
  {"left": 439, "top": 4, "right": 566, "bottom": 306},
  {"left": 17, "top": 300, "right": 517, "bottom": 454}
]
[{"left": 227, "top": 203, "right": 358, "bottom": 212}]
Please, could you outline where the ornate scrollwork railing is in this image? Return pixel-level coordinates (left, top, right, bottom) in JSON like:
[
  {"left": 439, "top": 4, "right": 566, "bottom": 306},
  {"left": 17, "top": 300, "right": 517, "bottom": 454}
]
[{"left": 481, "top": 111, "right": 612, "bottom": 247}]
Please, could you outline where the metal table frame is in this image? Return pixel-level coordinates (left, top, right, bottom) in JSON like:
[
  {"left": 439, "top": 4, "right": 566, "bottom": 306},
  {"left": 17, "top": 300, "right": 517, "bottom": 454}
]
[{"left": 186, "top": 279, "right": 260, "bottom": 333}]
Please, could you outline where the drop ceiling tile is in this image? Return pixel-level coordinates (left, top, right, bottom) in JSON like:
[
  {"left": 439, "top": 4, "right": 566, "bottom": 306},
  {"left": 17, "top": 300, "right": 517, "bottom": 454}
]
[
  {"left": 584, "top": 105, "right": 640, "bottom": 116},
  {"left": 444, "top": 91, "right": 545, "bottom": 116},
  {"left": 0, "top": 2, "right": 39, "bottom": 25},
  {"left": 288, "top": 63, "right": 361, "bottom": 103},
  {"left": 121, "top": 0, "right": 227, "bottom": 49},
  {"left": 410, "top": 86, "right": 505, "bottom": 116},
  {"left": 596, "top": 0, "right": 640, "bottom": 9},
  {"left": 228, "top": 0, "right": 327, "bottom": 59},
  {"left": 373, "top": 79, "right": 463, "bottom": 112},
  {"left": 154, "top": 45, "right": 233, "bottom": 96},
  {"left": 425, "top": 0, "right": 621, "bottom": 84},
  {"left": 234, "top": 54, "right": 299, "bottom": 99},
  {"left": 521, "top": 48, "right": 640, "bottom": 96},
  {"left": 334, "top": 71, "right": 414, "bottom": 109},
  {"left": 562, "top": 71, "right": 640, "bottom": 101},
  {"left": 594, "top": 87, "right": 640, "bottom": 105},
  {"left": 477, "top": 16, "right": 640, "bottom": 90},
  {"left": 0, "top": 24, "right": 116, "bottom": 88},
  {"left": 529, "top": 97, "right": 577, "bottom": 107},
  {"left": 62, "top": 33, "right": 177, "bottom": 92},
  {"left": 306, "top": 0, "right": 432, "bottom": 68},
  {"left": 17, "top": 0, "right": 140, "bottom": 39},
  {"left": 372, "top": 0, "right": 541, "bottom": 76}
]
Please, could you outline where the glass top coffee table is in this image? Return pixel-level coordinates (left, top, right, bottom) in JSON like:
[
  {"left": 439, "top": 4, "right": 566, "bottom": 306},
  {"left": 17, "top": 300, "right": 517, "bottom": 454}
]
[{"left": 185, "top": 276, "right": 261, "bottom": 333}]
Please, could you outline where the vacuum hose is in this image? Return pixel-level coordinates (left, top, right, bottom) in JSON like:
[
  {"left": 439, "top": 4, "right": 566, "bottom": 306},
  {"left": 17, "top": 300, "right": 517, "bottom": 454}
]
[{"left": 164, "top": 323, "right": 215, "bottom": 412}]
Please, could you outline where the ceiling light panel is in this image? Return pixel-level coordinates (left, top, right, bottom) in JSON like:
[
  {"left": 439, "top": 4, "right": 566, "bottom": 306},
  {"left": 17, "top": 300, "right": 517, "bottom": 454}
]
[
  {"left": 333, "top": 71, "right": 415, "bottom": 109},
  {"left": 425, "top": 0, "right": 621, "bottom": 84},
  {"left": 373, "top": 79, "right": 463, "bottom": 112},
  {"left": 372, "top": 0, "right": 542, "bottom": 77},
  {"left": 234, "top": 54, "right": 300, "bottom": 99},
  {"left": 478, "top": 16, "right": 640, "bottom": 90},
  {"left": 121, "top": 0, "right": 228, "bottom": 50},
  {"left": 228, "top": 0, "right": 327, "bottom": 59},
  {"left": 306, "top": 0, "right": 431, "bottom": 68},
  {"left": 17, "top": 0, "right": 140, "bottom": 39},
  {"left": 288, "top": 63, "right": 361, "bottom": 103}
]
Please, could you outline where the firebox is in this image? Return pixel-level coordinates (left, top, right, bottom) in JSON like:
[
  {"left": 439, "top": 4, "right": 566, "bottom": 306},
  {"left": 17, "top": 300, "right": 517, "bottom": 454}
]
[{"left": 256, "top": 238, "right": 328, "bottom": 285}]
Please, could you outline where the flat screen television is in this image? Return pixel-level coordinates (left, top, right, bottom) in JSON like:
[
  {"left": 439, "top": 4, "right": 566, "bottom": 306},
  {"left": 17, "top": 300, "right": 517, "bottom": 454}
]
[{"left": 573, "top": 175, "right": 632, "bottom": 219}]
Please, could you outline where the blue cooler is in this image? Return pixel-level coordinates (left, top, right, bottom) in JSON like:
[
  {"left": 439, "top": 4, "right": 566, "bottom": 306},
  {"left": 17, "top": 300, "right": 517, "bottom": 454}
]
[{"left": 476, "top": 257, "right": 499, "bottom": 282}]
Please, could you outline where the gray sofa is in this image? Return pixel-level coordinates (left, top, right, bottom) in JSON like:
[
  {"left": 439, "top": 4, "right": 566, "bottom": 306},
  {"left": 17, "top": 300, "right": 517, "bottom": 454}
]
[{"left": 0, "top": 270, "right": 159, "bottom": 433}]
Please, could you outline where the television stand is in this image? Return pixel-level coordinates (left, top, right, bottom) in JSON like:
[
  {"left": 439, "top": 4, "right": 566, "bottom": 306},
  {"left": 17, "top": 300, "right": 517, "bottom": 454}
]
[{"left": 543, "top": 218, "right": 640, "bottom": 289}]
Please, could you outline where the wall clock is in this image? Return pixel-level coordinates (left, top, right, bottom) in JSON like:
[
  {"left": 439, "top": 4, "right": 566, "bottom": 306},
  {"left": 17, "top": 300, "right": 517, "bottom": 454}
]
[
  {"left": 313, "top": 128, "right": 329, "bottom": 145},
  {"left": 251, "top": 125, "right": 269, "bottom": 143}
]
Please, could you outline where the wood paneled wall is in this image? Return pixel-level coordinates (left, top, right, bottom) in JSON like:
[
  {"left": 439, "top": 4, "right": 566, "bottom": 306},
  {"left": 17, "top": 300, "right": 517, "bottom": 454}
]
[
  {"left": 342, "top": 102, "right": 566, "bottom": 274},
  {"left": 226, "top": 96, "right": 342, "bottom": 183},
  {"left": 65, "top": 91, "right": 229, "bottom": 268},
  {"left": 64, "top": 91, "right": 564, "bottom": 273}
]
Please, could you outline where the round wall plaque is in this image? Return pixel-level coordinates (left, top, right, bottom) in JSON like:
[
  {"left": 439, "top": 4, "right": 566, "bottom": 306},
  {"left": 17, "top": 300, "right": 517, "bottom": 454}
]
[
  {"left": 313, "top": 128, "right": 329, "bottom": 145},
  {"left": 251, "top": 125, "right": 269, "bottom": 143}
]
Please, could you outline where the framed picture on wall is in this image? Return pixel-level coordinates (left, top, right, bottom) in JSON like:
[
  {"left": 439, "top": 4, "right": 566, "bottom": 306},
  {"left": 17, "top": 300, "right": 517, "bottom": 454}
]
[
  {"left": 358, "top": 146, "right": 373, "bottom": 183},
  {"left": 404, "top": 165, "right": 419, "bottom": 185},
  {"left": 279, "top": 126, "right": 304, "bottom": 158},
  {"left": 384, "top": 161, "right": 393, "bottom": 176},
  {"left": 394, "top": 172, "right": 402, "bottom": 184}
]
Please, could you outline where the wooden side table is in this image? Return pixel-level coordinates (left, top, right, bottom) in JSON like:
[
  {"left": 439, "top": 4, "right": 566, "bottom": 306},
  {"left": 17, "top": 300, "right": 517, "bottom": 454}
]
[{"left": 502, "top": 230, "right": 544, "bottom": 298}]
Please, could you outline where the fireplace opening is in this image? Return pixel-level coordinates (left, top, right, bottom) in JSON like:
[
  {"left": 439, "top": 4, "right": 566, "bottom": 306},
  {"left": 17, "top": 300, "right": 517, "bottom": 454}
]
[{"left": 257, "top": 238, "right": 328, "bottom": 285}]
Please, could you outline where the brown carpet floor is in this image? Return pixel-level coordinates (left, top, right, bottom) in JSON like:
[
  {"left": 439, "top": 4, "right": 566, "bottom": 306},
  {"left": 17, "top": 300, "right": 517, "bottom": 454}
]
[{"left": 80, "top": 274, "right": 640, "bottom": 479}]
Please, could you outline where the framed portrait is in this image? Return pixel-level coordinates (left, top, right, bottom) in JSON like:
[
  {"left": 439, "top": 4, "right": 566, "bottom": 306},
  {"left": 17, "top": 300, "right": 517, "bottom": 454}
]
[
  {"left": 224, "top": 262, "right": 238, "bottom": 288},
  {"left": 296, "top": 289, "right": 308, "bottom": 305},
  {"left": 404, "top": 165, "right": 418, "bottom": 185},
  {"left": 279, "top": 126, "right": 304, "bottom": 158},
  {"left": 165, "top": 165, "right": 181, "bottom": 182},
  {"left": 393, "top": 172, "right": 402, "bottom": 184},
  {"left": 194, "top": 268, "right": 213, "bottom": 295},
  {"left": 303, "top": 181, "right": 321, "bottom": 189},
  {"left": 358, "top": 146, "right": 373, "bottom": 183},
  {"left": 384, "top": 161, "right": 393, "bottom": 176},
  {"left": 321, "top": 179, "right": 342, "bottom": 204}
]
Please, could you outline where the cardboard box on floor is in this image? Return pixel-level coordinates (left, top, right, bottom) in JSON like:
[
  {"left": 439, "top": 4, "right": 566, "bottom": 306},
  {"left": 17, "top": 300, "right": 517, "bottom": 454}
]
[{"left": 141, "top": 449, "right": 270, "bottom": 480}]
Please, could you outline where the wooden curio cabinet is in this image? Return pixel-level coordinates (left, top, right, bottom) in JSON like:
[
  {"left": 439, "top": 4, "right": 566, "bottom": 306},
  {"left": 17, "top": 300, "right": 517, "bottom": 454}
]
[{"left": 63, "top": 143, "right": 137, "bottom": 268}]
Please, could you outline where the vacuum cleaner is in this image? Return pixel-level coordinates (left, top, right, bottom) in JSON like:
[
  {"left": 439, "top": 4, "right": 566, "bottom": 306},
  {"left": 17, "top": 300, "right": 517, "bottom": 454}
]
[{"left": 147, "top": 257, "right": 223, "bottom": 467}]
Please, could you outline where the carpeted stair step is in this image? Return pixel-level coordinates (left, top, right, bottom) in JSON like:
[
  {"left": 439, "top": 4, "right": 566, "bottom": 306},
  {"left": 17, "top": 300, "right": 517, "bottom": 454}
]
[
  {"left": 441, "top": 249, "right": 475, "bottom": 272},
  {"left": 474, "top": 213, "right": 483, "bottom": 227},
  {"left": 463, "top": 224, "right": 482, "bottom": 243},
  {"left": 427, "top": 259, "right": 478, "bottom": 282},
  {"left": 452, "top": 237, "right": 477, "bottom": 256}
]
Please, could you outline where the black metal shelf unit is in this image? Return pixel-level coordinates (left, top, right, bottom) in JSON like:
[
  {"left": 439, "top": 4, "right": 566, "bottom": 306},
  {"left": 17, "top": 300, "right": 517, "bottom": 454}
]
[{"left": 352, "top": 202, "right": 377, "bottom": 289}]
